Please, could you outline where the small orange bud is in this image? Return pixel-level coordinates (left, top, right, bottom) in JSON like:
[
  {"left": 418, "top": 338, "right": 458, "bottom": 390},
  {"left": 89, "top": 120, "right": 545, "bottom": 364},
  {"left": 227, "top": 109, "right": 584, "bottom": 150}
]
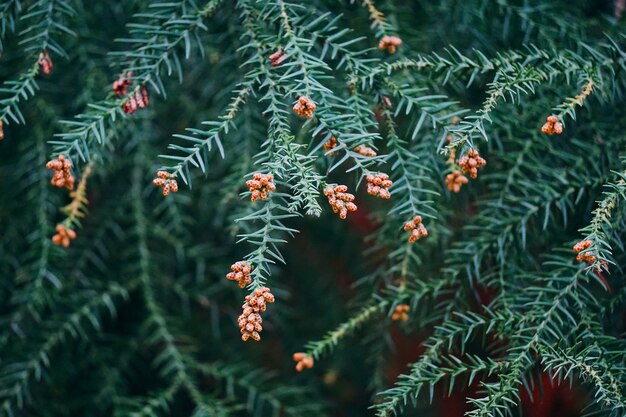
[{"left": 293, "top": 352, "right": 314, "bottom": 372}]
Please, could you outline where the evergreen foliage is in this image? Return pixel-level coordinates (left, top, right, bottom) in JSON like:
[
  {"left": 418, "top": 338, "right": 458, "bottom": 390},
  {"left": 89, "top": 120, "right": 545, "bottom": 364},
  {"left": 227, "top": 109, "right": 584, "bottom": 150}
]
[{"left": 1, "top": 1, "right": 625, "bottom": 416}]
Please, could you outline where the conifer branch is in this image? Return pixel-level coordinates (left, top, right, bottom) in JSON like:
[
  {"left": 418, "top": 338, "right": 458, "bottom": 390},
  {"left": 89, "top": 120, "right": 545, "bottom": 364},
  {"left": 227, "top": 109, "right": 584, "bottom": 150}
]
[
  {"left": 240, "top": 1, "right": 324, "bottom": 215},
  {"left": 541, "top": 344, "right": 626, "bottom": 412},
  {"left": 1, "top": 128, "right": 58, "bottom": 353},
  {"left": 158, "top": 83, "right": 253, "bottom": 187},
  {"left": 447, "top": 65, "right": 542, "bottom": 151},
  {"left": 578, "top": 163, "right": 626, "bottom": 270},
  {"left": 49, "top": 0, "right": 223, "bottom": 166},
  {"left": 0, "top": 282, "right": 134, "bottom": 417},
  {"left": 60, "top": 161, "right": 92, "bottom": 227},
  {"left": 0, "top": 0, "right": 22, "bottom": 51},
  {"left": 553, "top": 75, "right": 595, "bottom": 122},
  {"left": 2, "top": 2, "right": 626, "bottom": 416},
  {"left": 194, "top": 362, "right": 325, "bottom": 416},
  {"left": 0, "top": 0, "right": 74, "bottom": 127},
  {"left": 131, "top": 159, "right": 220, "bottom": 413},
  {"left": 373, "top": 311, "right": 512, "bottom": 416},
  {"left": 380, "top": 105, "right": 438, "bottom": 220},
  {"left": 235, "top": 197, "right": 298, "bottom": 290},
  {"left": 305, "top": 299, "right": 388, "bottom": 360},
  {"left": 358, "top": 0, "right": 393, "bottom": 38}
]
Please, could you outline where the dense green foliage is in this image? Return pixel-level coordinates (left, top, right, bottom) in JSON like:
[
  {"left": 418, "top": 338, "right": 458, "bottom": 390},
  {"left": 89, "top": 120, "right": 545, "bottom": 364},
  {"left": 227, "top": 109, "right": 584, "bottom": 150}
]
[{"left": 1, "top": 1, "right": 626, "bottom": 416}]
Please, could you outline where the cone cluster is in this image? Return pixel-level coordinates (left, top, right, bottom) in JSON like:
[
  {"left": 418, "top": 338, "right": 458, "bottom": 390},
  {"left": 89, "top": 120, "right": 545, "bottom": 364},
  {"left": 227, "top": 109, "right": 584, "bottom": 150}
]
[
  {"left": 378, "top": 36, "right": 402, "bottom": 54},
  {"left": 366, "top": 172, "right": 392, "bottom": 199},
  {"left": 404, "top": 215, "right": 428, "bottom": 243},
  {"left": 541, "top": 115, "right": 563, "bottom": 135},
  {"left": 238, "top": 287, "right": 275, "bottom": 342},
  {"left": 153, "top": 171, "right": 179, "bottom": 196},
  {"left": 323, "top": 137, "right": 337, "bottom": 155},
  {"left": 52, "top": 224, "right": 76, "bottom": 248},
  {"left": 46, "top": 155, "right": 75, "bottom": 190},
  {"left": 226, "top": 261, "right": 252, "bottom": 288},
  {"left": 457, "top": 149, "right": 486, "bottom": 179},
  {"left": 293, "top": 96, "right": 316, "bottom": 119},
  {"left": 324, "top": 185, "right": 357, "bottom": 219},
  {"left": 269, "top": 50, "right": 285, "bottom": 66},
  {"left": 123, "top": 87, "right": 150, "bottom": 115},
  {"left": 38, "top": 51, "right": 52, "bottom": 75},
  {"left": 246, "top": 173, "right": 276, "bottom": 201},
  {"left": 445, "top": 170, "right": 469, "bottom": 193},
  {"left": 292, "top": 352, "right": 314, "bottom": 372},
  {"left": 354, "top": 145, "right": 377, "bottom": 157},
  {"left": 391, "top": 304, "right": 410, "bottom": 321},
  {"left": 113, "top": 71, "right": 133, "bottom": 97},
  {"left": 573, "top": 239, "right": 596, "bottom": 264}
]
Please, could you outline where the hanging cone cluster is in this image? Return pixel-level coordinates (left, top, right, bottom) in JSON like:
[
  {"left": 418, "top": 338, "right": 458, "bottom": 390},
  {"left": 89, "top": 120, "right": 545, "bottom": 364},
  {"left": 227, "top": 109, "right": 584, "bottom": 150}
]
[
  {"left": 354, "top": 145, "right": 377, "bottom": 157},
  {"left": 153, "top": 171, "right": 179, "bottom": 196},
  {"left": 226, "top": 261, "right": 252, "bottom": 288},
  {"left": 391, "top": 304, "right": 410, "bottom": 321},
  {"left": 123, "top": 87, "right": 150, "bottom": 115},
  {"left": 541, "top": 115, "right": 563, "bottom": 135},
  {"left": 246, "top": 173, "right": 276, "bottom": 201},
  {"left": 378, "top": 35, "right": 402, "bottom": 54},
  {"left": 238, "top": 287, "right": 275, "bottom": 342},
  {"left": 46, "top": 155, "right": 75, "bottom": 190},
  {"left": 573, "top": 239, "right": 596, "bottom": 264},
  {"left": 52, "top": 224, "right": 76, "bottom": 248},
  {"left": 113, "top": 71, "right": 133, "bottom": 97},
  {"left": 38, "top": 51, "right": 52, "bottom": 75},
  {"left": 324, "top": 185, "right": 357, "bottom": 219},
  {"left": 323, "top": 137, "right": 337, "bottom": 155},
  {"left": 457, "top": 149, "right": 486, "bottom": 179},
  {"left": 293, "top": 96, "right": 316, "bottom": 119},
  {"left": 445, "top": 170, "right": 469, "bottom": 192},
  {"left": 366, "top": 172, "right": 392, "bottom": 199},
  {"left": 404, "top": 215, "right": 428, "bottom": 243},
  {"left": 292, "top": 352, "right": 314, "bottom": 372},
  {"left": 269, "top": 50, "right": 285, "bottom": 66}
]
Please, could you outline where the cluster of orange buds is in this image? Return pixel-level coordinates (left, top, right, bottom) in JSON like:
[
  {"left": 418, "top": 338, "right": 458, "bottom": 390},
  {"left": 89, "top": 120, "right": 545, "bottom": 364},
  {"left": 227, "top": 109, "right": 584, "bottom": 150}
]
[
  {"left": 378, "top": 35, "right": 402, "bottom": 54},
  {"left": 238, "top": 287, "right": 275, "bottom": 342},
  {"left": 404, "top": 215, "right": 428, "bottom": 243},
  {"left": 153, "top": 171, "right": 179, "bottom": 196},
  {"left": 323, "top": 137, "right": 337, "bottom": 155},
  {"left": 38, "top": 51, "right": 52, "bottom": 75},
  {"left": 541, "top": 114, "right": 563, "bottom": 135},
  {"left": 293, "top": 96, "right": 316, "bottom": 119},
  {"left": 457, "top": 149, "right": 486, "bottom": 179},
  {"left": 0, "top": 119, "right": 4, "bottom": 140},
  {"left": 324, "top": 185, "right": 357, "bottom": 219},
  {"left": 269, "top": 50, "right": 285, "bottom": 66},
  {"left": 354, "top": 145, "right": 377, "bottom": 157},
  {"left": 226, "top": 261, "right": 252, "bottom": 288},
  {"left": 445, "top": 170, "right": 469, "bottom": 193},
  {"left": 292, "top": 352, "right": 314, "bottom": 372},
  {"left": 112, "top": 71, "right": 133, "bottom": 97},
  {"left": 391, "top": 304, "right": 410, "bottom": 321},
  {"left": 573, "top": 240, "right": 596, "bottom": 264},
  {"left": 123, "top": 87, "right": 149, "bottom": 115},
  {"left": 246, "top": 173, "right": 276, "bottom": 201},
  {"left": 46, "top": 155, "right": 75, "bottom": 190},
  {"left": 366, "top": 172, "right": 392, "bottom": 199},
  {"left": 52, "top": 224, "right": 76, "bottom": 248}
]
